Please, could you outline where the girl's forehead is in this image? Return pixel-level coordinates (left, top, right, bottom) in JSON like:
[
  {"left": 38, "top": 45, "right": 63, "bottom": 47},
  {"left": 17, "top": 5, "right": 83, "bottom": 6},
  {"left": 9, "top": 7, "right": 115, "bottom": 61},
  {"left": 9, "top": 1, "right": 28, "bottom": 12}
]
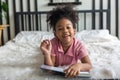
[
  {"left": 54, "top": 18, "right": 74, "bottom": 30},
  {"left": 56, "top": 18, "right": 72, "bottom": 25}
]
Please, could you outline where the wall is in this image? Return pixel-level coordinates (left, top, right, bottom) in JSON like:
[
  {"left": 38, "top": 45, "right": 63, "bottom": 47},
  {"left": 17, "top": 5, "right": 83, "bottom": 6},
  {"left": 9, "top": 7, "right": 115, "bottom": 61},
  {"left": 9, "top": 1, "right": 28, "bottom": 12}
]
[{"left": 1, "top": 0, "right": 120, "bottom": 44}]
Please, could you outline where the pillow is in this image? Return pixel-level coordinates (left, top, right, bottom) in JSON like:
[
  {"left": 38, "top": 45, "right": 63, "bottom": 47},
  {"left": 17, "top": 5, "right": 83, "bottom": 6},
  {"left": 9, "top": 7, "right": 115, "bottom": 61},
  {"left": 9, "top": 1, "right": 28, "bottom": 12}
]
[
  {"left": 75, "top": 29, "right": 118, "bottom": 43},
  {"left": 13, "top": 30, "right": 118, "bottom": 44},
  {"left": 13, "top": 31, "right": 54, "bottom": 44}
]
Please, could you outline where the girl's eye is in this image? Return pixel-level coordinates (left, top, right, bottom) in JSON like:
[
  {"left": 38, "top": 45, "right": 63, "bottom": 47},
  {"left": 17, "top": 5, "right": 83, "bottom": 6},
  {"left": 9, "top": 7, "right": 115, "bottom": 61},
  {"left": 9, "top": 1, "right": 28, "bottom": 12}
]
[
  {"left": 58, "top": 28, "right": 62, "bottom": 30},
  {"left": 67, "top": 27, "right": 70, "bottom": 29},
  {"left": 67, "top": 26, "right": 72, "bottom": 29}
]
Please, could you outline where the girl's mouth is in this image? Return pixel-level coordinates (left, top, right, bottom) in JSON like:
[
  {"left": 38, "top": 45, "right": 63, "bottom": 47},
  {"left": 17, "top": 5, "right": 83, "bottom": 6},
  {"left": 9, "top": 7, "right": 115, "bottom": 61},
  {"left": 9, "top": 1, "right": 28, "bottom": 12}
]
[{"left": 62, "top": 34, "right": 70, "bottom": 39}]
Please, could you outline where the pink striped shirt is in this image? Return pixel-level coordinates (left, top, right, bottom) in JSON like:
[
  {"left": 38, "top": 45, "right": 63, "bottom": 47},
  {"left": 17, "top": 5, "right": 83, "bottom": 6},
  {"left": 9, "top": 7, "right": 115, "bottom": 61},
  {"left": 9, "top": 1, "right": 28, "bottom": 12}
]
[{"left": 51, "top": 37, "right": 88, "bottom": 66}]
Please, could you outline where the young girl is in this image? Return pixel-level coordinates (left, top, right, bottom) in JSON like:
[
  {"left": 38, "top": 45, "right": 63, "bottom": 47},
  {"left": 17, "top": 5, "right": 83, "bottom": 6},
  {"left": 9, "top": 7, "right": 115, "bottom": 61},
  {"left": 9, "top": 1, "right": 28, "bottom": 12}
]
[{"left": 40, "top": 5, "right": 92, "bottom": 78}]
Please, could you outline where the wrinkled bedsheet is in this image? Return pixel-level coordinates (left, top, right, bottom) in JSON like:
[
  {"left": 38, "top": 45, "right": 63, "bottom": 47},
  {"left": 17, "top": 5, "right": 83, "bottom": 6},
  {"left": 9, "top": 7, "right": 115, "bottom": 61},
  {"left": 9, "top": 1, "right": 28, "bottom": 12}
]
[{"left": 0, "top": 30, "right": 120, "bottom": 80}]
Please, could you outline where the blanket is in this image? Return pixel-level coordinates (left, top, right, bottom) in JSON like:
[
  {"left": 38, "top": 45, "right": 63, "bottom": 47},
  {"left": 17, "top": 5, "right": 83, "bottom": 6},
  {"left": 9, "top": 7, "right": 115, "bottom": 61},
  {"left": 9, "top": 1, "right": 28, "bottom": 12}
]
[{"left": 0, "top": 30, "right": 120, "bottom": 80}]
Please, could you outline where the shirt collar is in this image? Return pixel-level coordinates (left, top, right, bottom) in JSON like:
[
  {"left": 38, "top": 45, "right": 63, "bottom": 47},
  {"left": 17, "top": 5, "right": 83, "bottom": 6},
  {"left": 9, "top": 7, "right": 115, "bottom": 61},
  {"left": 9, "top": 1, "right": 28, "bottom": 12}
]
[{"left": 57, "top": 38, "right": 75, "bottom": 57}]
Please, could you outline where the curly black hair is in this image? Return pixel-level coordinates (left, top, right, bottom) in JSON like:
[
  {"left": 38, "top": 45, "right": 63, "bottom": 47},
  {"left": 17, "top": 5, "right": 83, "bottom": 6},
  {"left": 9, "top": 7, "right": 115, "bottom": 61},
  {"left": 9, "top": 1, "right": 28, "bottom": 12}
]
[{"left": 47, "top": 4, "right": 79, "bottom": 31}]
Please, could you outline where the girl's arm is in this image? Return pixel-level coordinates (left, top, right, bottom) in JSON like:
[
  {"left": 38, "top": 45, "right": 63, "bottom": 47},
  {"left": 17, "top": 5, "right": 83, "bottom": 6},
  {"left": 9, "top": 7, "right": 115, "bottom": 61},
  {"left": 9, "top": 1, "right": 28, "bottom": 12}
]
[
  {"left": 80, "top": 55, "right": 92, "bottom": 71},
  {"left": 64, "top": 56, "right": 92, "bottom": 77},
  {"left": 44, "top": 54, "right": 55, "bottom": 66},
  {"left": 40, "top": 39, "right": 55, "bottom": 66}
]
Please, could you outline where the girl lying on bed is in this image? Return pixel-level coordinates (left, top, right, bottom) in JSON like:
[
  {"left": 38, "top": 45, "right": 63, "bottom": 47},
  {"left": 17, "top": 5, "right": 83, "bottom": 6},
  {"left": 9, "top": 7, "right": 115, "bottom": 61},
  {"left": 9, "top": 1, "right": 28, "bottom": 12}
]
[{"left": 40, "top": 5, "right": 92, "bottom": 78}]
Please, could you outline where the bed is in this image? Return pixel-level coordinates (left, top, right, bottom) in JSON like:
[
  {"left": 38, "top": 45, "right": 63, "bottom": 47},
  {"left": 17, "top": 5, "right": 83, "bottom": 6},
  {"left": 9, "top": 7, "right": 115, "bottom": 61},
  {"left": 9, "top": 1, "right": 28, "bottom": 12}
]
[
  {"left": 0, "top": 29, "right": 120, "bottom": 80},
  {"left": 1, "top": 1, "right": 120, "bottom": 79}
]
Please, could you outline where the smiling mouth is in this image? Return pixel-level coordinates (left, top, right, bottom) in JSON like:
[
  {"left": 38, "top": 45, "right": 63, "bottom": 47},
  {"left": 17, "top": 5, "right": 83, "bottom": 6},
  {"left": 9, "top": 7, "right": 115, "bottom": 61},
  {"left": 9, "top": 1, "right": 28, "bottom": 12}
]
[{"left": 62, "top": 34, "right": 70, "bottom": 38}]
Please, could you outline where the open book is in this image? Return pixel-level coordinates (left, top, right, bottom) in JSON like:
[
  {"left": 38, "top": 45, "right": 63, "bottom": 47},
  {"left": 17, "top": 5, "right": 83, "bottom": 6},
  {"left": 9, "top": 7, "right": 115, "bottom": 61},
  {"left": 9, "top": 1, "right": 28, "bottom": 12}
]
[{"left": 40, "top": 64, "right": 91, "bottom": 78}]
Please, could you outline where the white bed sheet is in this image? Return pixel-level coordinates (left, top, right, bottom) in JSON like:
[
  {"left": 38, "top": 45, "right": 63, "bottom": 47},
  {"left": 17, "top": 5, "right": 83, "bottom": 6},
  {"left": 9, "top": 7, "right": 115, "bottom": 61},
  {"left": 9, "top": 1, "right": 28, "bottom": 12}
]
[{"left": 0, "top": 30, "right": 120, "bottom": 80}]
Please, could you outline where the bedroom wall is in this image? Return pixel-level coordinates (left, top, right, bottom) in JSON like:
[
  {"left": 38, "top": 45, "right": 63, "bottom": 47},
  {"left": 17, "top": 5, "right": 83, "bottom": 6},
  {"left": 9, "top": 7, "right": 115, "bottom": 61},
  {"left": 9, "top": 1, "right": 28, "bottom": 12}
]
[{"left": 1, "top": 0, "right": 120, "bottom": 45}]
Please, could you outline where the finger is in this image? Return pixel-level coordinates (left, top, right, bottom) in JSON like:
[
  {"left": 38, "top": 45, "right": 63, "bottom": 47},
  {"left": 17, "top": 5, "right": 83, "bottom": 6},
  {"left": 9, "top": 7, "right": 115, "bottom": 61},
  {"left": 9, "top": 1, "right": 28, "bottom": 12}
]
[
  {"left": 47, "top": 40, "right": 52, "bottom": 50},
  {"left": 41, "top": 41, "right": 46, "bottom": 45},
  {"left": 65, "top": 69, "right": 73, "bottom": 77},
  {"left": 42, "top": 40, "right": 50, "bottom": 46},
  {"left": 68, "top": 70, "right": 75, "bottom": 78},
  {"left": 42, "top": 40, "right": 48, "bottom": 44},
  {"left": 40, "top": 42, "right": 48, "bottom": 50},
  {"left": 43, "top": 39, "right": 50, "bottom": 42},
  {"left": 45, "top": 40, "right": 49, "bottom": 44},
  {"left": 40, "top": 42, "right": 44, "bottom": 49},
  {"left": 69, "top": 70, "right": 78, "bottom": 78},
  {"left": 40, "top": 42, "right": 47, "bottom": 48},
  {"left": 48, "top": 40, "right": 52, "bottom": 46},
  {"left": 76, "top": 71, "right": 80, "bottom": 76},
  {"left": 46, "top": 40, "right": 51, "bottom": 46},
  {"left": 65, "top": 68, "right": 71, "bottom": 77},
  {"left": 72, "top": 71, "right": 78, "bottom": 77}
]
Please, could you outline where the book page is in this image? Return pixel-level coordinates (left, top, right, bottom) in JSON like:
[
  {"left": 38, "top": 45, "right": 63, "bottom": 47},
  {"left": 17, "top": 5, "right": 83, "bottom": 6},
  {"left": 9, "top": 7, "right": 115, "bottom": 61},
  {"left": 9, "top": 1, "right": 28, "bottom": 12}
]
[{"left": 40, "top": 64, "right": 91, "bottom": 77}]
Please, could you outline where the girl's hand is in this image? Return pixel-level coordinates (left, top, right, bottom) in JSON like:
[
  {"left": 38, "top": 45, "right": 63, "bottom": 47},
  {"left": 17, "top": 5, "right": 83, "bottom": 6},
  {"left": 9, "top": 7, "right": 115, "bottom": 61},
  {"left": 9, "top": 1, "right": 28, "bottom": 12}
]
[
  {"left": 40, "top": 39, "right": 52, "bottom": 55},
  {"left": 64, "top": 63, "right": 81, "bottom": 78}
]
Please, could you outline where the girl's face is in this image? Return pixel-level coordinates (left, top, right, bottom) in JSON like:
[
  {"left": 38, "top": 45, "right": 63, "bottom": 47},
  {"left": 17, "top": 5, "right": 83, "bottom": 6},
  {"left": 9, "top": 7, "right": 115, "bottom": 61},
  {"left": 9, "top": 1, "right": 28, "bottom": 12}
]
[{"left": 55, "top": 18, "right": 76, "bottom": 45}]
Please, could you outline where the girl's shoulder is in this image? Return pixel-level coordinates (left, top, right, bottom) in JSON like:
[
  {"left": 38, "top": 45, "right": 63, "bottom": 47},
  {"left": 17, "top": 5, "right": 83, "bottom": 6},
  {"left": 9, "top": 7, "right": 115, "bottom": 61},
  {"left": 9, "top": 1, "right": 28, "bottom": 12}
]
[
  {"left": 50, "top": 37, "right": 59, "bottom": 46},
  {"left": 51, "top": 37, "right": 58, "bottom": 42},
  {"left": 73, "top": 38, "right": 85, "bottom": 49},
  {"left": 74, "top": 38, "right": 83, "bottom": 45}
]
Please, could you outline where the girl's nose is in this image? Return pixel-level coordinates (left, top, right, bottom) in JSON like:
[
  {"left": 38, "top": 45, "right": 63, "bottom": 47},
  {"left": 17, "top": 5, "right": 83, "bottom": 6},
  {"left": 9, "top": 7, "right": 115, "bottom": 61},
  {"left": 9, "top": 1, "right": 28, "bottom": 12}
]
[{"left": 63, "top": 28, "right": 68, "bottom": 32}]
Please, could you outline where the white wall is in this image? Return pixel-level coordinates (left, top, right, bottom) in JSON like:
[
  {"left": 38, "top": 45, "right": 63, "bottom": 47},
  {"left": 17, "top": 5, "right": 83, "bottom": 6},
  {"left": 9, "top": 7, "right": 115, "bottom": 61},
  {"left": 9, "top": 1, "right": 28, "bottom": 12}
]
[{"left": 2, "top": 0, "right": 120, "bottom": 44}]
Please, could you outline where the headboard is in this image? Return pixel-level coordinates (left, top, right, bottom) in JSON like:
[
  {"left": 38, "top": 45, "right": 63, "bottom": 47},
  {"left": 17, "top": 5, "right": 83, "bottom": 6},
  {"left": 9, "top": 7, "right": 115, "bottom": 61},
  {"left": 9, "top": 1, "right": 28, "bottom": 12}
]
[{"left": 14, "top": 9, "right": 110, "bottom": 35}]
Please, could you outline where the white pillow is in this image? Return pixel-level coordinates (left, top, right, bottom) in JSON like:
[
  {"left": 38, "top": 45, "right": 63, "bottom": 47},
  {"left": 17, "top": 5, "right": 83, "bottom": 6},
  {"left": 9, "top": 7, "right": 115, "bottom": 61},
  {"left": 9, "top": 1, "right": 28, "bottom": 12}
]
[
  {"left": 13, "top": 30, "right": 118, "bottom": 44},
  {"left": 13, "top": 31, "right": 54, "bottom": 44},
  {"left": 75, "top": 29, "right": 118, "bottom": 43}
]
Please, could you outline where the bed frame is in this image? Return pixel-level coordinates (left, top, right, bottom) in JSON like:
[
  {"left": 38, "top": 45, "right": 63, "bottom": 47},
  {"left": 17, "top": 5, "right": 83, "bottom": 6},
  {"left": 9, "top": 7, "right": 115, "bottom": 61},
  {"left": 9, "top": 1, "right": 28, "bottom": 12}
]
[
  {"left": 14, "top": 9, "right": 110, "bottom": 35},
  {"left": 13, "top": 0, "right": 111, "bottom": 36}
]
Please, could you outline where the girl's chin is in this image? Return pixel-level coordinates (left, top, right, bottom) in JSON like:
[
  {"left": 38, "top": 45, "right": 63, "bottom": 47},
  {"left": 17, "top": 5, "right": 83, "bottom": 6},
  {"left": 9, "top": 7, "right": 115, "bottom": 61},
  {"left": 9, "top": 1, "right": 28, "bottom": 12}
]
[{"left": 61, "top": 40, "right": 71, "bottom": 44}]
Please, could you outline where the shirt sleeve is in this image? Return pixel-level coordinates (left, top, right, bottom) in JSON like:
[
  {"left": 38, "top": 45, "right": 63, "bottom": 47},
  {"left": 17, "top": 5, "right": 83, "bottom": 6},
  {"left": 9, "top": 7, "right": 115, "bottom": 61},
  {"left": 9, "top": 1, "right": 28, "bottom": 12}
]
[{"left": 76, "top": 42, "right": 88, "bottom": 59}]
